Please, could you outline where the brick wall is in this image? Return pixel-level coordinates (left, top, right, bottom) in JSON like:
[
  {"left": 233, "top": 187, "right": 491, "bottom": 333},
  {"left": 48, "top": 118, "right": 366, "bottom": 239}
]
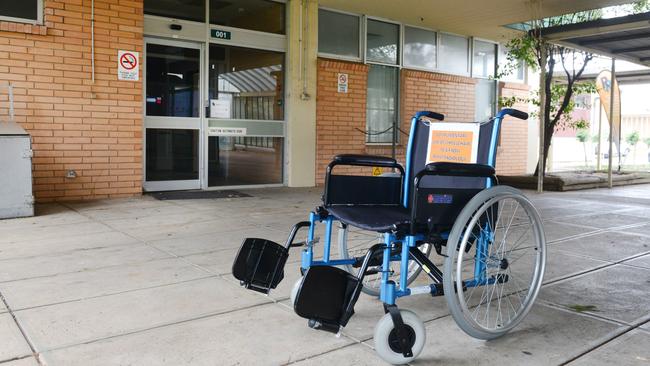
[
  {"left": 0, "top": 0, "right": 143, "bottom": 202},
  {"left": 315, "top": 58, "right": 371, "bottom": 182},
  {"left": 315, "top": 62, "right": 530, "bottom": 182},
  {"left": 495, "top": 81, "right": 529, "bottom": 175}
]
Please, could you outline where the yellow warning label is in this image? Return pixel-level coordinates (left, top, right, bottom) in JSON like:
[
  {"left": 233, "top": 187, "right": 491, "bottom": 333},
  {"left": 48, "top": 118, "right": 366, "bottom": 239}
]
[{"left": 372, "top": 167, "right": 383, "bottom": 176}]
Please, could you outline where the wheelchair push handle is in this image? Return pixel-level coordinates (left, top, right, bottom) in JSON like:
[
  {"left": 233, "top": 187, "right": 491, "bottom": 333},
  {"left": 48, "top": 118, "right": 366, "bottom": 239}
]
[
  {"left": 415, "top": 111, "right": 444, "bottom": 121},
  {"left": 497, "top": 108, "right": 528, "bottom": 121}
]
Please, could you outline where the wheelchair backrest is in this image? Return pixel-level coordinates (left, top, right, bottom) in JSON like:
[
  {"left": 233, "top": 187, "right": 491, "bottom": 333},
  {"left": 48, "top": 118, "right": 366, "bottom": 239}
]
[{"left": 403, "top": 114, "right": 501, "bottom": 230}]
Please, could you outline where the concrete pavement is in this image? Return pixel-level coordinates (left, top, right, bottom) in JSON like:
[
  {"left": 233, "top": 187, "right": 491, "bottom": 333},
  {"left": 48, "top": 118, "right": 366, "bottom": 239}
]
[{"left": 0, "top": 185, "right": 648, "bottom": 365}]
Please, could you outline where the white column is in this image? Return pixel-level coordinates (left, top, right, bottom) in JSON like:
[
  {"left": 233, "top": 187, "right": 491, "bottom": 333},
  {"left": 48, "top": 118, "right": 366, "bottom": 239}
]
[{"left": 285, "top": 0, "right": 318, "bottom": 187}]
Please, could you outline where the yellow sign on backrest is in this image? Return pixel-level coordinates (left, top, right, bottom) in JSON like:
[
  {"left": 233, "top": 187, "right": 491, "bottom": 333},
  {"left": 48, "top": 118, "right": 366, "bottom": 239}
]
[
  {"left": 426, "top": 123, "right": 480, "bottom": 164},
  {"left": 372, "top": 167, "right": 383, "bottom": 176}
]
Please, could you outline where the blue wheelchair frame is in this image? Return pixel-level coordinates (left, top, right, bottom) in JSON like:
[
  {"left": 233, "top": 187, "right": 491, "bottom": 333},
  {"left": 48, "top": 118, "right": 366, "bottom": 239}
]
[{"left": 297, "top": 109, "right": 517, "bottom": 307}]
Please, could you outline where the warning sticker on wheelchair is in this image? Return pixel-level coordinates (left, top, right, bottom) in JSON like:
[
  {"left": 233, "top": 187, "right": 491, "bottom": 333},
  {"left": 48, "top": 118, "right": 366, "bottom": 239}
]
[
  {"left": 426, "top": 123, "right": 479, "bottom": 164},
  {"left": 372, "top": 167, "right": 382, "bottom": 176}
]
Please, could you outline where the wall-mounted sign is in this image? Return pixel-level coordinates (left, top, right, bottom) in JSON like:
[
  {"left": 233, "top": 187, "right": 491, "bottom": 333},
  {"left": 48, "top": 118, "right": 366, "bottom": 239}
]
[
  {"left": 337, "top": 73, "right": 348, "bottom": 93},
  {"left": 211, "top": 29, "right": 232, "bottom": 40},
  {"left": 210, "top": 99, "right": 231, "bottom": 119},
  {"left": 208, "top": 127, "right": 246, "bottom": 136},
  {"left": 426, "top": 123, "right": 479, "bottom": 164},
  {"left": 118, "top": 50, "right": 139, "bottom": 81}
]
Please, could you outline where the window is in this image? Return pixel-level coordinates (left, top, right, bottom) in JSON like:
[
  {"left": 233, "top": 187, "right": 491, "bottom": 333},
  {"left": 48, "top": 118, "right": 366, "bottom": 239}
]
[
  {"left": 210, "top": 0, "right": 285, "bottom": 34},
  {"left": 146, "top": 44, "right": 201, "bottom": 118},
  {"left": 404, "top": 26, "right": 437, "bottom": 70},
  {"left": 144, "top": 0, "right": 205, "bottom": 23},
  {"left": 0, "top": 1, "right": 42, "bottom": 24},
  {"left": 208, "top": 44, "right": 284, "bottom": 120},
  {"left": 475, "top": 79, "right": 496, "bottom": 121},
  {"left": 366, "top": 64, "right": 399, "bottom": 143},
  {"left": 366, "top": 19, "right": 399, "bottom": 65},
  {"left": 318, "top": 9, "right": 360, "bottom": 59},
  {"left": 438, "top": 33, "right": 469, "bottom": 75},
  {"left": 473, "top": 40, "right": 497, "bottom": 78}
]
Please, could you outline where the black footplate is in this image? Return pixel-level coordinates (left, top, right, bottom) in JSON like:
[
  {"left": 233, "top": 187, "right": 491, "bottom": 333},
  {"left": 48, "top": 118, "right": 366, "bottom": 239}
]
[
  {"left": 232, "top": 238, "right": 288, "bottom": 294},
  {"left": 294, "top": 265, "right": 362, "bottom": 331}
]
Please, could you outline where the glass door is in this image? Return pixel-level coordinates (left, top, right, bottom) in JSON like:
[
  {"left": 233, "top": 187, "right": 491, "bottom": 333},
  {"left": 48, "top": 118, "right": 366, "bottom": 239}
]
[{"left": 144, "top": 39, "right": 203, "bottom": 191}]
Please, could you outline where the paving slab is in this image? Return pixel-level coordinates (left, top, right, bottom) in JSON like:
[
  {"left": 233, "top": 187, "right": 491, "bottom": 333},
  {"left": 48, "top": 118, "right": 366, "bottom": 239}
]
[
  {"left": 621, "top": 253, "right": 650, "bottom": 270},
  {"left": 150, "top": 226, "right": 287, "bottom": 256},
  {"left": 0, "top": 231, "right": 141, "bottom": 261},
  {"left": 290, "top": 343, "right": 385, "bottom": 365},
  {"left": 40, "top": 303, "right": 353, "bottom": 366},
  {"left": 617, "top": 207, "right": 650, "bottom": 220},
  {"left": 613, "top": 224, "right": 650, "bottom": 238},
  {"left": 539, "top": 264, "right": 650, "bottom": 324},
  {"left": 0, "top": 300, "right": 7, "bottom": 314},
  {"left": 118, "top": 217, "right": 258, "bottom": 242},
  {"left": 559, "top": 213, "right": 649, "bottom": 230},
  {"left": 0, "top": 244, "right": 171, "bottom": 283},
  {"left": 15, "top": 277, "right": 271, "bottom": 351},
  {"left": 568, "top": 329, "right": 650, "bottom": 366},
  {"left": 0, "top": 203, "right": 89, "bottom": 230},
  {"left": 537, "top": 206, "right": 596, "bottom": 221},
  {"left": 73, "top": 202, "right": 199, "bottom": 222},
  {"left": 550, "top": 231, "right": 650, "bottom": 262},
  {"left": 0, "top": 313, "right": 32, "bottom": 362},
  {"left": 0, "top": 221, "right": 112, "bottom": 245},
  {"left": 542, "top": 221, "right": 599, "bottom": 243},
  {"left": 399, "top": 305, "right": 623, "bottom": 365},
  {"left": 518, "top": 247, "right": 609, "bottom": 284},
  {"left": 0, "top": 258, "right": 210, "bottom": 310},
  {"left": 0, "top": 357, "right": 40, "bottom": 366}
]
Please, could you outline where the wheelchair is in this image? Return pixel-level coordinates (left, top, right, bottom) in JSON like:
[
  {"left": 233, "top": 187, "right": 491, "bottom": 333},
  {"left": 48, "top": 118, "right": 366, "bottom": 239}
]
[{"left": 232, "top": 108, "right": 546, "bottom": 364}]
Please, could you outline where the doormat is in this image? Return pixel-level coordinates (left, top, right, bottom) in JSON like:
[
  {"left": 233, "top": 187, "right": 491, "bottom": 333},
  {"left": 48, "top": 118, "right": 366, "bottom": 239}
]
[{"left": 148, "top": 190, "right": 251, "bottom": 200}]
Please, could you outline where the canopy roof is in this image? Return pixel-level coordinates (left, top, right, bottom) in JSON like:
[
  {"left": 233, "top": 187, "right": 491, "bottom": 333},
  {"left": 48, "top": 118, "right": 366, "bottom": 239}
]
[{"left": 540, "top": 12, "right": 650, "bottom": 67}]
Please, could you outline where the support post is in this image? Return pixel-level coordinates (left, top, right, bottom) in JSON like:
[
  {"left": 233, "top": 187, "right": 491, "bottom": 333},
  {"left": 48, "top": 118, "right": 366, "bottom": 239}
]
[
  {"left": 596, "top": 98, "right": 602, "bottom": 171},
  {"left": 537, "top": 43, "right": 547, "bottom": 193},
  {"left": 608, "top": 58, "right": 615, "bottom": 189}
]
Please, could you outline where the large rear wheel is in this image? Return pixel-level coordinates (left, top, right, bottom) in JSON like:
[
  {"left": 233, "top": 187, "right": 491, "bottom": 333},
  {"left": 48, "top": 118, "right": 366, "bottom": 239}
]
[{"left": 443, "top": 186, "right": 546, "bottom": 340}]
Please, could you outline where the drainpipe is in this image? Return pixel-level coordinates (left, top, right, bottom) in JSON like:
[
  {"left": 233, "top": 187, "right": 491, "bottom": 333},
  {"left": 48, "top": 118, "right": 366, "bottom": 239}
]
[
  {"left": 608, "top": 58, "right": 615, "bottom": 188},
  {"left": 91, "top": 0, "right": 95, "bottom": 83}
]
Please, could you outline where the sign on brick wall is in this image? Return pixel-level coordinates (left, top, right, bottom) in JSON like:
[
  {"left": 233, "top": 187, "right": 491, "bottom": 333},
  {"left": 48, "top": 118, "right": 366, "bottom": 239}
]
[
  {"left": 118, "top": 50, "right": 139, "bottom": 81},
  {"left": 337, "top": 73, "right": 348, "bottom": 93}
]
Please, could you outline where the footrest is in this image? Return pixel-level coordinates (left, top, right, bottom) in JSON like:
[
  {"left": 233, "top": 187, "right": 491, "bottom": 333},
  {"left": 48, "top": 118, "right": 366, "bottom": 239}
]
[
  {"left": 232, "top": 238, "right": 288, "bottom": 294},
  {"left": 294, "top": 266, "right": 361, "bottom": 328}
]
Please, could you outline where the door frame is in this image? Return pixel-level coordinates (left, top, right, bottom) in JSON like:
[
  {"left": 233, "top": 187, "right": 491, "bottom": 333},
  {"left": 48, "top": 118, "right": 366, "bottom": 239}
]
[{"left": 143, "top": 37, "right": 205, "bottom": 192}]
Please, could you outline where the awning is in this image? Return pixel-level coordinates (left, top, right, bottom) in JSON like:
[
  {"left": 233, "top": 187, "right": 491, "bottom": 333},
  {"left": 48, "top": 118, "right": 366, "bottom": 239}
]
[{"left": 540, "top": 12, "right": 650, "bottom": 67}]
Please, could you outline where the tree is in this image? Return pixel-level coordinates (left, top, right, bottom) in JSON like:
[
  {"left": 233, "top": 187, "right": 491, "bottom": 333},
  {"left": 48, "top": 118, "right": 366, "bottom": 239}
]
[
  {"left": 576, "top": 129, "right": 590, "bottom": 167},
  {"left": 499, "top": 11, "right": 601, "bottom": 176},
  {"left": 626, "top": 131, "right": 640, "bottom": 165},
  {"left": 498, "top": 0, "right": 650, "bottom": 176}
]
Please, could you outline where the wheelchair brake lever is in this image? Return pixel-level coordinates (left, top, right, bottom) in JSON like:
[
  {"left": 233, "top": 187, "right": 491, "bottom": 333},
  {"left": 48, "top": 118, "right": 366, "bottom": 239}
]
[{"left": 291, "top": 236, "right": 320, "bottom": 247}]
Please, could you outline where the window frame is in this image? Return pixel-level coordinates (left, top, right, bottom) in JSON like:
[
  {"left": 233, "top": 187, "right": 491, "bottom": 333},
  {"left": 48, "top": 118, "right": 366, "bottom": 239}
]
[
  {"left": 402, "top": 24, "right": 438, "bottom": 72},
  {"left": 317, "top": 7, "right": 363, "bottom": 62},
  {"left": 437, "top": 31, "right": 472, "bottom": 77},
  {"left": 471, "top": 37, "right": 498, "bottom": 80},
  {"left": 497, "top": 43, "right": 527, "bottom": 83},
  {"left": 0, "top": 0, "right": 43, "bottom": 25},
  {"left": 363, "top": 16, "right": 402, "bottom": 145},
  {"left": 364, "top": 16, "right": 402, "bottom": 67}
]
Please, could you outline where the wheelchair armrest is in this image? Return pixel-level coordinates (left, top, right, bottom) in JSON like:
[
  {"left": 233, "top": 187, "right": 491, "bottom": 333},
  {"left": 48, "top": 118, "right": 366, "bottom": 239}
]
[
  {"left": 332, "top": 154, "right": 398, "bottom": 168},
  {"left": 424, "top": 162, "right": 495, "bottom": 178}
]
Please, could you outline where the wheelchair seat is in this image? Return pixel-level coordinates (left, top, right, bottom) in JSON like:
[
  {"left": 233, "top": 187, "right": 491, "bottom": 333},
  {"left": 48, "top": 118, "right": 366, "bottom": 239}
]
[{"left": 327, "top": 205, "right": 410, "bottom": 232}]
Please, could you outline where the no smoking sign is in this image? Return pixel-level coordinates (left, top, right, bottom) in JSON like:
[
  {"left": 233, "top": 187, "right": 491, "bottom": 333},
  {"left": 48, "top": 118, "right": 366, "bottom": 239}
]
[{"left": 118, "top": 50, "right": 139, "bottom": 81}]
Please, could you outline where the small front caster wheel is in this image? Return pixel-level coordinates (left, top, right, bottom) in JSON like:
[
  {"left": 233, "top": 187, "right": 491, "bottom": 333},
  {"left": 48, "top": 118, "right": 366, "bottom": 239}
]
[
  {"left": 290, "top": 276, "right": 304, "bottom": 308},
  {"left": 373, "top": 309, "right": 426, "bottom": 365}
]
